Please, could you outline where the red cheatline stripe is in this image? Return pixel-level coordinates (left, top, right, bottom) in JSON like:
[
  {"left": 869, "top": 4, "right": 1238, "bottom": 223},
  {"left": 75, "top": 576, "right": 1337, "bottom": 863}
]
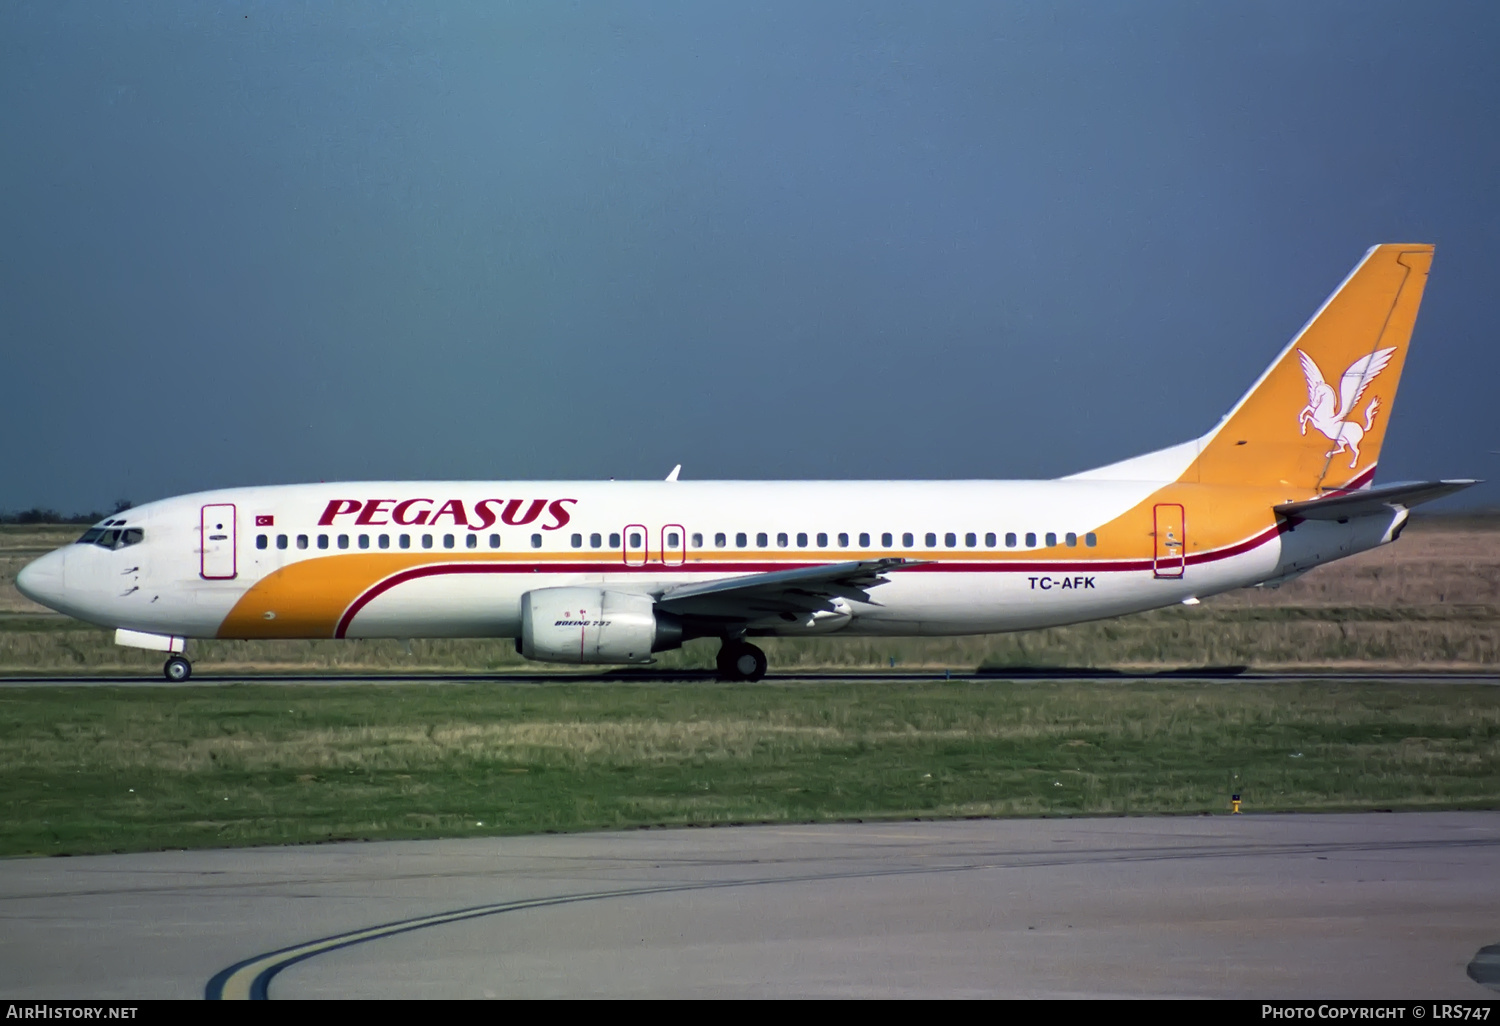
[
  {"left": 336, "top": 564, "right": 512, "bottom": 638},
  {"left": 1187, "top": 521, "right": 1287, "bottom": 565},
  {"left": 331, "top": 523, "right": 1291, "bottom": 638},
  {"left": 1320, "top": 464, "right": 1378, "bottom": 498}
]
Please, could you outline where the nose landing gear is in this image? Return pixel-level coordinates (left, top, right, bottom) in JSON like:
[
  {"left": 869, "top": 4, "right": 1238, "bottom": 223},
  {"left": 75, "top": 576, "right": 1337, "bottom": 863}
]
[
  {"left": 163, "top": 656, "right": 192, "bottom": 682},
  {"left": 715, "top": 640, "right": 767, "bottom": 682}
]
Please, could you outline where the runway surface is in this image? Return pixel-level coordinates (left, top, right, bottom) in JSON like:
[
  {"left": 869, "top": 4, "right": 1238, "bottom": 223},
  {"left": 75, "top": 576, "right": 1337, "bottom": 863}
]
[
  {"left": 3, "top": 669, "right": 1499, "bottom": 687},
  {"left": 3, "top": 813, "right": 1499, "bottom": 998}
]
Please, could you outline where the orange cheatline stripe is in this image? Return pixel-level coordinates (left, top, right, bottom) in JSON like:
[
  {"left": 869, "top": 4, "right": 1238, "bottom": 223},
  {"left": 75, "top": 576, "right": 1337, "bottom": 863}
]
[{"left": 215, "top": 517, "right": 1296, "bottom": 640}]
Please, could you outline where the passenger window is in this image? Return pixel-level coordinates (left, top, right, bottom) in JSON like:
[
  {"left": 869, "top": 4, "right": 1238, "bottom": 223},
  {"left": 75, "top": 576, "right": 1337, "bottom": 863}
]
[
  {"left": 358, "top": 535, "right": 370, "bottom": 549},
  {"left": 1046, "top": 532, "right": 1057, "bottom": 547},
  {"left": 338, "top": 534, "right": 350, "bottom": 549},
  {"left": 838, "top": 533, "right": 850, "bottom": 547},
  {"left": 318, "top": 535, "right": 329, "bottom": 549},
  {"left": 296, "top": 535, "right": 308, "bottom": 550},
  {"left": 777, "top": 532, "right": 788, "bottom": 548},
  {"left": 571, "top": 533, "right": 583, "bottom": 549},
  {"left": 667, "top": 531, "right": 680, "bottom": 547},
  {"left": 399, "top": 534, "right": 410, "bottom": 549},
  {"left": 1066, "top": 532, "right": 1077, "bottom": 547},
  {"left": 816, "top": 532, "right": 827, "bottom": 547},
  {"left": 591, "top": 533, "right": 603, "bottom": 548},
  {"left": 984, "top": 532, "right": 996, "bottom": 547},
  {"left": 736, "top": 533, "right": 748, "bottom": 548},
  {"left": 421, "top": 534, "right": 432, "bottom": 549},
  {"left": 714, "top": 532, "right": 727, "bottom": 548},
  {"left": 256, "top": 534, "right": 268, "bottom": 550},
  {"left": 378, "top": 534, "right": 390, "bottom": 549},
  {"left": 796, "top": 533, "right": 807, "bottom": 548},
  {"left": 629, "top": 532, "right": 641, "bottom": 547},
  {"left": 531, "top": 533, "right": 542, "bottom": 548},
  {"left": 757, "top": 532, "right": 768, "bottom": 547},
  {"left": 609, "top": 533, "right": 621, "bottom": 548},
  {"left": 882, "top": 533, "right": 893, "bottom": 547},
  {"left": 277, "top": 534, "right": 288, "bottom": 550},
  {"left": 945, "top": 533, "right": 957, "bottom": 548},
  {"left": 691, "top": 533, "right": 703, "bottom": 548},
  {"left": 443, "top": 534, "right": 455, "bottom": 549},
  {"left": 1085, "top": 532, "right": 1097, "bottom": 547},
  {"left": 925, "top": 533, "right": 936, "bottom": 548},
  {"left": 1006, "top": 533, "right": 1017, "bottom": 548},
  {"left": 903, "top": 532, "right": 914, "bottom": 547},
  {"left": 490, "top": 534, "right": 502, "bottom": 548},
  {"left": 1025, "top": 532, "right": 1036, "bottom": 547},
  {"left": 466, "top": 534, "right": 478, "bottom": 549},
  {"left": 965, "top": 533, "right": 976, "bottom": 548},
  {"left": 859, "top": 533, "right": 870, "bottom": 547}
]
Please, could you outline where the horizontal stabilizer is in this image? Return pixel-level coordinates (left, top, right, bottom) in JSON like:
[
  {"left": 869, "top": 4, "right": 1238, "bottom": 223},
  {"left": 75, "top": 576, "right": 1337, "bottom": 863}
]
[{"left": 1274, "top": 480, "right": 1479, "bottom": 520}]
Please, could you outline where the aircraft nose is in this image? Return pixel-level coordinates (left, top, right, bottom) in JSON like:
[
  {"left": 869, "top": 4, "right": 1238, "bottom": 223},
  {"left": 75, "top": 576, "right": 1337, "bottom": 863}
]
[{"left": 15, "top": 548, "right": 67, "bottom": 609}]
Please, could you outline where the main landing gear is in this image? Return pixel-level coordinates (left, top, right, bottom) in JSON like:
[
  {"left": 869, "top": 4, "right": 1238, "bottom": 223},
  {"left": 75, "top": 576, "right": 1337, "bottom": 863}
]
[
  {"left": 163, "top": 656, "right": 192, "bottom": 682},
  {"left": 716, "top": 640, "right": 767, "bottom": 682}
]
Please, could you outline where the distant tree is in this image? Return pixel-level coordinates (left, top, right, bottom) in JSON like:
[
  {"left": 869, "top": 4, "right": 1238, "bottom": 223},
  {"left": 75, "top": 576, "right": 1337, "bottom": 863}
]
[
  {"left": 1, "top": 505, "right": 121, "bottom": 524},
  {"left": 111, "top": 498, "right": 132, "bottom": 514},
  {"left": 11, "top": 508, "right": 62, "bottom": 524}
]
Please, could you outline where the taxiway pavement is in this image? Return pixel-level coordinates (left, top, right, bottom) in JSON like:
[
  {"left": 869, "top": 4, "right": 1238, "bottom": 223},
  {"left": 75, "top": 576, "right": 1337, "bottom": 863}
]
[{"left": 2, "top": 813, "right": 1498, "bottom": 998}]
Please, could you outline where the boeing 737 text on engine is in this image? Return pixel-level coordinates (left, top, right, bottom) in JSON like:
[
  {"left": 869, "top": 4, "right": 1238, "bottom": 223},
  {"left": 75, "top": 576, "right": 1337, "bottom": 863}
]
[{"left": 17, "top": 245, "right": 1475, "bottom": 682}]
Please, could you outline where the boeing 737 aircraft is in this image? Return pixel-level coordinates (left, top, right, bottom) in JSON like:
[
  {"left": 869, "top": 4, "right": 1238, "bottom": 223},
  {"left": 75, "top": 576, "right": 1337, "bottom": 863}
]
[{"left": 17, "top": 244, "right": 1475, "bottom": 681}]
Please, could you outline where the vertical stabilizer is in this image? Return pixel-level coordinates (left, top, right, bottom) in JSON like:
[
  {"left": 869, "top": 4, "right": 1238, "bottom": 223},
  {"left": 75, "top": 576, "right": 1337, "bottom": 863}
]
[{"left": 1187, "top": 244, "right": 1433, "bottom": 493}]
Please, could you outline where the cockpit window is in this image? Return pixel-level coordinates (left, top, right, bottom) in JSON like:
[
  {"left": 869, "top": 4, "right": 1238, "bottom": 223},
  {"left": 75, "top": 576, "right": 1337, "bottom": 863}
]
[{"left": 77, "top": 526, "right": 145, "bottom": 550}]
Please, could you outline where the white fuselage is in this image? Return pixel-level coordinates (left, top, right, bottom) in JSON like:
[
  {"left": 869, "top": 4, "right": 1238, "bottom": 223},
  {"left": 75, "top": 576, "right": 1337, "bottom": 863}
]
[{"left": 17, "top": 478, "right": 1398, "bottom": 645}]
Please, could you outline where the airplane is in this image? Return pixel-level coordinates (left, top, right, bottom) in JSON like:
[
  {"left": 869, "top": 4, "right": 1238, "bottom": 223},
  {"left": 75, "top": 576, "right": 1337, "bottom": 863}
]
[{"left": 16, "top": 243, "right": 1476, "bottom": 683}]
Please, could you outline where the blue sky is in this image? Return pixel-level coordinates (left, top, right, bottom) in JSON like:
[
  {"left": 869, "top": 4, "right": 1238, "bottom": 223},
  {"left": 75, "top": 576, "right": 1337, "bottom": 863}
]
[{"left": 3, "top": 1, "right": 1497, "bottom": 511}]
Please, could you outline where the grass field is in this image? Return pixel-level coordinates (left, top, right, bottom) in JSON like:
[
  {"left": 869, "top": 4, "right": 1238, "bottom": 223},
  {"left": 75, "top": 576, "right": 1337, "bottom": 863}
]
[
  {"left": 3, "top": 516, "right": 1498, "bottom": 674},
  {"left": 2, "top": 678, "right": 1498, "bottom": 857},
  {"left": 2, "top": 519, "right": 1497, "bottom": 857}
]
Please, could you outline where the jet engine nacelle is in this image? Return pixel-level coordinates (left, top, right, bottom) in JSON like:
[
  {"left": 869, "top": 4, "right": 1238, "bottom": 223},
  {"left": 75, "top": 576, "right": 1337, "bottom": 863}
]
[{"left": 520, "top": 587, "right": 682, "bottom": 664}]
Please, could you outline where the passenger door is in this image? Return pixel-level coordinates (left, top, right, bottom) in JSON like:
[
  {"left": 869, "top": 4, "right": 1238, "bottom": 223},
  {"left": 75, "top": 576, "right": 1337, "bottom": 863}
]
[
  {"left": 200, "top": 504, "right": 237, "bottom": 580},
  {"left": 1153, "top": 503, "right": 1185, "bottom": 579}
]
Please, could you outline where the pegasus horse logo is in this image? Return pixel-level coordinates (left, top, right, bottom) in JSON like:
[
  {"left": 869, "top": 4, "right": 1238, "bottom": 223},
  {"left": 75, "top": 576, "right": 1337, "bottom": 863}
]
[{"left": 1296, "top": 347, "right": 1396, "bottom": 468}]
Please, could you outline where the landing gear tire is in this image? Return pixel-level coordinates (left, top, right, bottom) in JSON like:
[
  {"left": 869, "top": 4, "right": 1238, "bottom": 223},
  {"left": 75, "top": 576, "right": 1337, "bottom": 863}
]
[
  {"left": 716, "top": 641, "right": 767, "bottom": 682},
  {"left": 163, "top": 656, "right": 192, "bottom": 683}
]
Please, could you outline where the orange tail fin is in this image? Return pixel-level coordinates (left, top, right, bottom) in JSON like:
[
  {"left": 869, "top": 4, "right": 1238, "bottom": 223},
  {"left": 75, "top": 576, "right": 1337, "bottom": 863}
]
[{"left": 1189, "top": 244, "right": 1433, "bottom": 493}]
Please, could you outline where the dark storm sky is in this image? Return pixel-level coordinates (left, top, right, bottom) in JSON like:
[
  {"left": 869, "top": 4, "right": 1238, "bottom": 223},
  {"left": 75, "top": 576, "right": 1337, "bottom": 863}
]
[{"left": 3, "top": 2, "right": 1497, "bottom": 512}]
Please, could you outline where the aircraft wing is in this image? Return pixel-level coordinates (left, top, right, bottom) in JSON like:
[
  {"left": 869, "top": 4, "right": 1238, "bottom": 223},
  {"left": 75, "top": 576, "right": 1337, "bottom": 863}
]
[
  {"left": 656, "top": 558, "right": 921, "bottom": 619},
  {"left": 1275, "top": 479, "right": 1479, "bottom": 520}
]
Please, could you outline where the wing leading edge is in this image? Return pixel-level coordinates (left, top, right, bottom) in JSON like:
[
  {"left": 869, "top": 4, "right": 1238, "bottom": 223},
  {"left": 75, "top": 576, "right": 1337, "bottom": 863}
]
[{"left": 657, "top": 558, "right": 921, "bottom": 620}]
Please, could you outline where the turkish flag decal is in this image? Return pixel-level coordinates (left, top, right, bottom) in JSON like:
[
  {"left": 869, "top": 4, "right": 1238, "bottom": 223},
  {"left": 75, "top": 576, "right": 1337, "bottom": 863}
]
[{"left": 255, "top": 515, "right": 274, "bottom": 527}]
